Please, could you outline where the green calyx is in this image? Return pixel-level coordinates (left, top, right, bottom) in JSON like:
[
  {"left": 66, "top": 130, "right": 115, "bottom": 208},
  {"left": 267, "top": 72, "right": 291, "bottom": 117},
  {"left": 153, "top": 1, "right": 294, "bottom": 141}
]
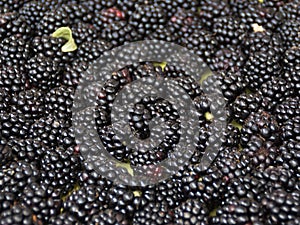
[{"left": 52, "top": 27, "right": 77, "bottom": 52}]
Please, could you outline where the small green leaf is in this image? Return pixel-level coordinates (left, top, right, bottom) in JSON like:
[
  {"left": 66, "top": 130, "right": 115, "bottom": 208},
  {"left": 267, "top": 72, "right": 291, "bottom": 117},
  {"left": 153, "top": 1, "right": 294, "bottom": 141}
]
[
  {"left": 52, "top": 27, "right": 77, "bottom": 52},
  {"left": 205, "top": 112, "right": 214, "bottom": 121},
  {"left": 230, "top": 120, "right": 243, "bottom": 131},
  {"left": 116, "top": 162, "right": 134, "bottom": 176},
  {"left": 153, "top": 61, "right": 167, "bottom": 71}
]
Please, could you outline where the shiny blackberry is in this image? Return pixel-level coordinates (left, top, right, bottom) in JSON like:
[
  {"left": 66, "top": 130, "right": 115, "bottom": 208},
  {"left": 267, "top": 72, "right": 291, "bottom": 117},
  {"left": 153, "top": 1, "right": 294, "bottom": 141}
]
[
  {"left": 71, "top": 22, "right": 98, "bottom": 46},
  {"left": 281, "top": 116, "right": 300, "bottom": 142},
  {"left": 278, "top": 19, "right": 300, "bottom": 48},
  {"left": 0, "top": 88, "right": 11, "bottom": 114},
  {"left": 0, "top": 161, "right": 40, "bottom": 194},
  {"left": 241, "top": 110, "right": 281, "bottom": 146},
  {"left": 174, "top": 198, "right": 208, "bottom": 225},
  {"left": 20, "top": 182, "right": 62, "bottom": 223},
  {"left": 274, "top": 96, "right": 300, "bottom": 124},
  {"left": 0, "top": 191, "right": 15, "bottom": 213},
  {"left": 280, "top": 0, "right": 300, "bottom": 21},
  {"left": 10, "top": 88, "right": 45, "bottom": 120},
  {"left": 129, "top": 4, "right": 166, "bottom": 36},
  {"left": 0, "top": 139, "right": 11, "bottom": 167},
  {"left": 40, "top": 146, "right": 81, "bottom": 194},
  {"left": 61, "top": 3, "right": 92, "bottom": 25},
  {"left": 48, "top": 212, "right": 82, "bottom": 225},
  {"left": 0, "top": 0, "right": 29, "bottom": 12},
  {"left": 0, "top": 12, "right": 31, "bottom": 41},
  {"left": 90, "top": 209, "right": 129, "bottom": 225},
  {"left": 0, "top": 35, "right": 31, "bottom": 69},
  {"left": 36, "top": 8, "right": 70, "bottom": 36}
]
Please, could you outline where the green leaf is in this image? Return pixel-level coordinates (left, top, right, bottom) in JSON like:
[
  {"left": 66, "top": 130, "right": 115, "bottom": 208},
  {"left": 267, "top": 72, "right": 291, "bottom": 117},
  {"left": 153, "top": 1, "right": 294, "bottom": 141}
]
[{"left": 52, "top": 27, "right": 77, "bottom": 52}]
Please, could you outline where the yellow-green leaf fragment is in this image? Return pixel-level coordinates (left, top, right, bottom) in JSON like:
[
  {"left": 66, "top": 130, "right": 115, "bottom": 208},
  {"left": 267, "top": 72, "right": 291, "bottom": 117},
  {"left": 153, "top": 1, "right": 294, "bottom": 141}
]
[
  {"left": 116, "top": 162, "right": 134, "bottom": 176},
  {"left": 230, "top": 120, "right": 243, "bottom": 131},
  {"left": 153, "top": 61, "right": 167, "bottom": 71},
  {"left": 205, "top": 112, "right": 214, "bottom": 121},
  {"left": 199, "top": 69, "right": 213, "bottom": 84},
  {"left": 258, "top": 0, "right": 264, "bottom": 3},
  {"left": 133, "top": 190, "right": 142, "bottom": 197},
  {"left": 52, "top": 27, "right": 77, "bottom": 52}
]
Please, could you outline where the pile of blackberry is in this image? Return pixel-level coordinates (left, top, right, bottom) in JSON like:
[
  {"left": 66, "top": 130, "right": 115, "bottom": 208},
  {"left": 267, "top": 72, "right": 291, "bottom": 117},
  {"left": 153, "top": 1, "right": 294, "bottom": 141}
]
[{"left": 0, "top": 0, "right": 299, "bottom": 224}]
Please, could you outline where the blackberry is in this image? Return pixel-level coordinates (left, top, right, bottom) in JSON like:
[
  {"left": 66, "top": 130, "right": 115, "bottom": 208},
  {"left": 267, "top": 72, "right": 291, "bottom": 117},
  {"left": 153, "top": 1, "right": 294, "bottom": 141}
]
[
  {"left": 210, "top": 197, "right": 263, "bottom": 225},
  {"left": 274, "top": 96, "right": 300, "bottom": 124},
  {"left": 7, "top": 138, "right": 47, "bottom": 162},
  {"left": 60, "top": 3, "right": 92, "bottom": 25},
  {"left": 40, "top": 146, "right": 80, "bottom": 194},
  {"left": 280, "top": 0, "right": 300, "bottom": 21},
  {"left": 174, "top": 198, "right": 208, "bottom": 225},
  {"left": 10, "top": 88, "right": 45, "bottom": 120},
  {"left": 0, "top": 64, "right": 26, "bottom": 93},
  {"left": 76, "top": 39, "right": 112, "bottom": 63},
  {"left": 281, "top": 116, "right": 300, "bottom": 142},
  {"left": 283, "top": 46, "right": 300, "bottom": 70},
  {"left": 0, "top": 0, "right": 30, "bottom": 12},
  {"left": 241, "top": 110, "right": 281, "bottom": 146},
  {"left": 36, "top": 8, "right": 70, "bottom": 36},
  {"left": 0, "top": 161, "right": 40, "bottom": 194},
  {"left": 44, "top": 85, "right": 74, "bottom": 122},
  {"left": 62, "top": 60, "right": 87, "bottom": 87},
  {"left": 0, "top": 139, "right": 11, "bottom": 167},
  {"left": 20, "top": 182, "right": 62, "bottom": 223},
  {"left": 29, "top": 116, "right": 66, "bottom": 148},
  {"left": 147, "top": 25, "right": 180, "bottom": 43},
  {"left": 100, "top": 21, "right": 141, "bottom": 47},
  {"left": 261, "top": 189, "right": 300, "bottom": 224},
  {"left": 0, "top": 110, "right": 31, "bottom": 139},
  {"left": 31, "top": 35, "right": 75, "bottom": 66},
  {"left": 278, "top": 19, "right": 300, "bottom": 48},
  {"left": 228, "top": 92, "right": 263, "bottom": 124},
  {"left": 82, "top": 0, "right": 117, "bottom": 14},
  {"left": 62, "top": 185, "right": 107, "bottom": 223},
  {"left": 71, "top": 22, "right": 98, "bottom": 46},
  {"left": 243, "top": 49, "right": 282, "bottom": 91},
  {"left": 0, "top": 191, "right": 15, "bottom": 213},
  {"left": 92, "top": 7, "right": 126, "bottom": 32},
  {"left": 0, "top": 12, "right": 31, "bottom": 41},
  {"left": 0, "top": 88, "right": 11, "bottom": 114},
  {"left": 89, "top": 209, "right": 129, "bottom": 225},
  {"left": 0, "top": 204, "right": 40, "bottom": 225},
  {"left": 132, "top": 200, "right": 174, "bottom": 225},
  {"left": 0, "top": 35, "right": 31, "bottom": 69},
  {"left": 198, "top": 0, "right": 231, "bottom": 28},
  {"left": 129, "top": 4, "right": 166, "bottom": 36},
  {"left": 212, "top": 16, "right": 246, "bottom": 47},
  {"left": 19, "top": 0, "right": 52, "bottom": 30}
]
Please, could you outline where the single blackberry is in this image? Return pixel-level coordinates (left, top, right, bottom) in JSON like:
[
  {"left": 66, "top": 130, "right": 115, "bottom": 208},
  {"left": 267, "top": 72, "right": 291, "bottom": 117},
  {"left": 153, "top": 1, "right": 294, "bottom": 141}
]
[
  {"left": 210, "top": 47, "right": 247, "bottom": 73},
  {"left": 82, "top": 0, "right": 117, "bottom": 15},
  {"left": 92, "top": 7, "right": 126, "bottom": 32},
  {"left": 180, "top": 29, "right": 218, "bottom": 63},
  {"left": 60, "top": 3, "right": 92, "bottom": 25},
  {"left": 0, "top": 110, "right": 32, "bottom": 139},
  {"left": 0, "top": 160, "right": 40, "bottom": 194},
  {"left": 20, "top": 182, "right": 62, "bottom": 223},
  {"left": 242, "top": 135, "right": 280, "bottom": 170},
  {"left": 283, "top": 46, "right": 300, "bottom": 71},
  {"left": 89, "top": 209, "right": 130, "bottom": 225},
  {"left": 147, "top": 25, "right": 180, "bottom": 43},
  {"left": 132, "top": 200, "right": 174, "bottom": 225},
  {"left": 19, "top": 0, "right": 52, "bottom": 30},
  {"left": 0, "top": 64, "right": 26, "bottom": 93},
  {"left": 31, "top": 35, "right": 76, "bottom": 66},
  {"left": 198, "top": 0, "right": 231, "bottom": 28},
  {"left": 48, "top": 212, "right": 82, "bottom": 225},
  {"left": 100, "top": 20, "right": 141, "bottom": 47},
  {"left": 129, "top": 4, "right": 167, "bottom": 36},
  {"left": 40, "top": 146, "right": 81, "bottom": 194},
  {"left": 262, "top": 189, "right": 300, "bottom": 225},
  {"left": 36, "top": 8, "right": 70, "bottom": 36},
  {"left": 76, "top": 39, "right": 112, "bottom": 63},
  {"left": 0, "top": 204, "right": 40, "bottom": 225},
  {"left": 274, "top": 96, "right": 300, "bottom": 124},
  {"left": 0, "top": 35, "right": 31, "bottom": 69},
  {"left": 281, "top": 66, "right": 300, "bottom": 96},
  {"left": 71, "top": 22, "right": 98, "bottom": 46},
  {"left": 212, "top": 16, "right": 246, "bottom": 47},
  {"left": 243, "top": 49, "right": 282, "bottom": 91},
  {"left": 218, "top": 68, "right": 247, "bottom": 103},
  {"left": 0, "top": 12, "right": 31, "bottom": 41},
  {"left": 241, "top": 110, "right": 281, "bottom": 146},
  {"left": 210, "top": 197, "right": 263, "bottom": 225},
  {"left": 228, "top": 92, "right": 263, "bottom": 124},
  {"left": 62, "top": 185, "right": 107, "bottom": 223},
  {"left": 258, "top": 76, "right": 295, "bottom": 112},
  {"left": 29, "top": 116, "right": 66, "bottom": 148},
  {"left": 7, "top": 138, "right": 47, "bottom": 162},
  {"left": 44, "top": 85, "right": 74, "bottom": 122},
  {"left": 62, "top": 60, "right": 87, "bottom": 87},
  {"left": 276, "top": 140, "right": 300, "bottom": 178},
  {"left": 278, "top": 19, "right": 300, "bottom": 48},
  {"left": 174, "top": 198, "right": 208, "bottom": 225},
  {"left": 10, "top": 88, "right": 45, "bottom": 120},
  {"left": 242, "top": 29, "right": 285, "bottom": 56}
]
